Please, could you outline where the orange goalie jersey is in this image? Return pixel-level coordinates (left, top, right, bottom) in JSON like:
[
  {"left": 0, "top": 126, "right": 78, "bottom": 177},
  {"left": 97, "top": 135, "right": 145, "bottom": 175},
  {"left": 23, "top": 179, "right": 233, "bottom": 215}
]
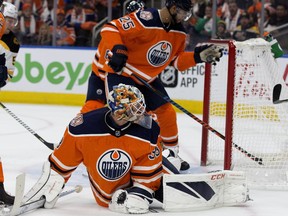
[
  {"left": 49, "top": 107, "right": 163, "bottom": 207},
  {"left": 92, "top": 8, "right": 197, "bottom": 82}
]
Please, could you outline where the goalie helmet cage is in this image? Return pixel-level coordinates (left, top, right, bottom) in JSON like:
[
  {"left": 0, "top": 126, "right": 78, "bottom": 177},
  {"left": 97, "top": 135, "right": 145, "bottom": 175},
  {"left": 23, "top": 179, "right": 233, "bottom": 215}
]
[{"left": 201, "top": 38, "right": 288, "bottom": 190}]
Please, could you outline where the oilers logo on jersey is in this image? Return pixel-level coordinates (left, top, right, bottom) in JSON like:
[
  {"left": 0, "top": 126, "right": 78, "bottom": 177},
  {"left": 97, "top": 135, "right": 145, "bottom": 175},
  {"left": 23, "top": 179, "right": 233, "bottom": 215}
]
[
  {"left": 147, "top": 41, "right": 172, "bottom": 66},
  {"left": 97, "top": 149, "right": 132, "bottom": 181}
]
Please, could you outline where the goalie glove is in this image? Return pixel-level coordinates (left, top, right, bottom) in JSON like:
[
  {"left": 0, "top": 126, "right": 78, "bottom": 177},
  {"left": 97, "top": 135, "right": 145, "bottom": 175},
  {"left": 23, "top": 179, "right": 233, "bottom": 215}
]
[
  {"left": 109, "top": 189, "right": 149, "bottom": 214},
  {"left": 21, "top": 161, "right": 65, "bottom": 209},
  {"left": 108, "top": 44, "right": 128, "bottom": 74},
  {"left": 194, "top": 44, "right": 223, "bottom": 65}
]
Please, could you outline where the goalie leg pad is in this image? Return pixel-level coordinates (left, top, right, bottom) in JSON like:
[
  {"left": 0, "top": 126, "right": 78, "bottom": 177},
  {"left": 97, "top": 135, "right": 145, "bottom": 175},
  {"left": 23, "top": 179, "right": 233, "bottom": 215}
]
[
  {"left": 162, "top": 170, "right": 249, "bottom": 211},
  {"left": 109, "top": 189, "right": 149, "bottom": 214}
]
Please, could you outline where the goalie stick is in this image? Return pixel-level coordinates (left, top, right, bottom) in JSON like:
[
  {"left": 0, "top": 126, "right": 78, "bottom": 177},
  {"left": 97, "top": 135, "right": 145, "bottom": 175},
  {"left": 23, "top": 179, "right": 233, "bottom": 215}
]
[
  {"left": 122, "top": 68, "right": 263, "bottom": 165},
  {"left": 2, "top": 185, "right": 83, "bottom": 216},
  {"left": 1, "top": 173, "right": 26, "bottom": 216},
  {"left": 0, "top": 102, "right": 57, "bottom": 150},
  {"left": 273, "top": 84, "right": 288, "bottom": 104}
]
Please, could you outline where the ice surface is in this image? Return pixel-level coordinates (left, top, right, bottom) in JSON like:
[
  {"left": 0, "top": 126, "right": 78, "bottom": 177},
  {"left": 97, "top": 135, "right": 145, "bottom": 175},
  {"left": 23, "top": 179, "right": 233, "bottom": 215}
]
[{"left": 1, "top": 103, "right": 287, "bottom": 215}]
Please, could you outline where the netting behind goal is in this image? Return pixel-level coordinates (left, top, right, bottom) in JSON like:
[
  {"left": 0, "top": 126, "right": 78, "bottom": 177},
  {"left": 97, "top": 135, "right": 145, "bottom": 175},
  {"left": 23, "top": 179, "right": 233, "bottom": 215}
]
[{"left": 201, "top": 38, "right": 288, "bottom": 190}]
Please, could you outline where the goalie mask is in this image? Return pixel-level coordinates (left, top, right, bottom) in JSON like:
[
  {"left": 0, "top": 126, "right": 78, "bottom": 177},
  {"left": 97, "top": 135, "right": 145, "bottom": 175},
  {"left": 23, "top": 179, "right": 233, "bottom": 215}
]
[{"left": 108, "top": 84, "right": 152, "bottom": 129}]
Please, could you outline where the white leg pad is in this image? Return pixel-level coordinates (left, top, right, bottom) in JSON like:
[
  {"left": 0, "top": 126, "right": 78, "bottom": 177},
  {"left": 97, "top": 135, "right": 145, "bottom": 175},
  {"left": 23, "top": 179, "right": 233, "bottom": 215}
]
[{"left": 162, "top": 170, "right": 249, "bottom": 212}]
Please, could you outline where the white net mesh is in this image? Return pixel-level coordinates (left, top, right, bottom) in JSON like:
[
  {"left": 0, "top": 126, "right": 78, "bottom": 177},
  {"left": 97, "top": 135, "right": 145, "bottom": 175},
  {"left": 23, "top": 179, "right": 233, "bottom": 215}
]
[{"left": 204, "top": 38, "right": 288, "bottom": 189}]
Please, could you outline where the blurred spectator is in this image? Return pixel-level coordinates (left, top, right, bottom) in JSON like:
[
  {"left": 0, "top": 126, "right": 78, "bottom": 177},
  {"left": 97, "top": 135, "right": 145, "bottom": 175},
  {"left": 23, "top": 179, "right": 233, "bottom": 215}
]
[
  {"left": 191, "top": 0, "right": 207, "bottom": 19},
  {"left": 18, "top": 3, "right": 37, "bottom": 45},
  {"left": 194, "top": 3, "right": 220, "bottom": 38},
  {"left": 33, "top": 0, "right": 44, "bottom": 17},
  {"left": 51, "top": 9, "right": 76, "bottom": 46},
  {"left": 5, "top": 0, "right": 21, "bottom": 12},
  {"left": 83, "top": 0, "right": 97, "bottom": 10},
  {"left": 94, "top": 0, "right": 121, "bottom": 21},
  {"left": 37, "top": 23, "right": 52, "bottom": 45},
  {"left": 217, "top": 0, "right": 229, "bottom": 18},
  {"left": 267, "top": 4, "right": 288, "bottom": 28},
  {"left": 66, "top": 0, "right": 97, "bottom": 46},
  {"left": 247, "top": 0, "right": 262, "bottom": 17},
  {"left": 41, "top": 0, "right": 63, "bottom": 25},
  {"left": 41, "top": 0, "right": 55, "bottom": 25},
  {"left": 64, "top": 0, "right": 80, "bottom": 11},
  {"left": 247, "top": 0, "right": 276, "bottom": 16},
  {"left": 274, "top": 0, "right": 288, "bottom": 6},
  {"left": 235, "top": 0, "right": 253, "bottom": 10},
  {"left": 259, "top": 8, "right": 271, "bottom": 30},
  {"left": 233, "top": 12, "right": 259, "bottom": 41},
  {"left": 216, "top": 20, "right": 232, "bottom": 39},
  {"left": 17, "top": 0, "right": 50, "bottom": 25},
  {"left": 223, "top": 0, "right": 243, "bottom": 34}
]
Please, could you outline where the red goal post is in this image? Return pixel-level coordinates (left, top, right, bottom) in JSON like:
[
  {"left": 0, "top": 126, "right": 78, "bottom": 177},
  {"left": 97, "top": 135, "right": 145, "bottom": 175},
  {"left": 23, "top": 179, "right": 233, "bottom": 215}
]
[{"left": 201, "top": 38, "right": 288, "bottom": 189}]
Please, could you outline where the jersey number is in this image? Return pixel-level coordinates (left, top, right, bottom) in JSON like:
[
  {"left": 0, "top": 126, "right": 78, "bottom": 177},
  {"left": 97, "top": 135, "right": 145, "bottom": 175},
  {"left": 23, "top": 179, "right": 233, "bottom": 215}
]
[
  {"left": 148, "top": 146, "right": 160, "bottom": 160},
  {"left": 119, "top": 17, "right": 135, "bottom": 30}
]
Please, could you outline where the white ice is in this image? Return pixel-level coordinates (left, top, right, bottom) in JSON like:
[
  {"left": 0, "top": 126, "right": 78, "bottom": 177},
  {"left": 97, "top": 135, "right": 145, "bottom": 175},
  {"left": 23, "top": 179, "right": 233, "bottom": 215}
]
[{"left": 1, "top": 103, "right": 287, "bottom": 216}]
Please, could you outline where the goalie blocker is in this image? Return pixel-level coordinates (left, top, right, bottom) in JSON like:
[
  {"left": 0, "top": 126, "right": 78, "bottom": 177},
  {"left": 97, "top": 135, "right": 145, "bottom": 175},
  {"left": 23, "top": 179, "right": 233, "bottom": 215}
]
[{"left": 162, "top": 170, "right": 249, "bottom": 212}]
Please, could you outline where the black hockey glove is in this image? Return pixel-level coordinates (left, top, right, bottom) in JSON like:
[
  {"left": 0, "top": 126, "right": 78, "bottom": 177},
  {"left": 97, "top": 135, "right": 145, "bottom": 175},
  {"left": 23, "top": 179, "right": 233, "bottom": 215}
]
[
  {"left": 0, "top": 53, "right": 7, "bottom": 88},
  {"left": 194, "top": 44, "right": 223, "bottom": 65},
  {"left": 108, "top": 44, "right": 128, "bottom": 74},
  {"left": 0, "top": 65, "right": 8, "bottom": 88}
]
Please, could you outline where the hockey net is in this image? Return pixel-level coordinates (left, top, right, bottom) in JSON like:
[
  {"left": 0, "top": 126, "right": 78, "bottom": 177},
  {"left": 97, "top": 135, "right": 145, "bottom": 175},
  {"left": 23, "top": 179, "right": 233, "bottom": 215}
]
[{"left": 201, "top": 38, "right": 288, "bottom": 190}]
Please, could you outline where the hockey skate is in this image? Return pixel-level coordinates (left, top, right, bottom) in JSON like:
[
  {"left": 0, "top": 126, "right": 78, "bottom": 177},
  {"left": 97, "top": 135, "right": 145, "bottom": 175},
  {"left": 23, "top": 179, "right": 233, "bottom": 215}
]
[
  {"left": 179, "top": 157, "right": 190, "bottom": 171},
  {"left": 163, "top": 148, "right": 190, "bottom": 171},
  {"left": 0, "top": 182, "right": 14, "bottom": 206}
]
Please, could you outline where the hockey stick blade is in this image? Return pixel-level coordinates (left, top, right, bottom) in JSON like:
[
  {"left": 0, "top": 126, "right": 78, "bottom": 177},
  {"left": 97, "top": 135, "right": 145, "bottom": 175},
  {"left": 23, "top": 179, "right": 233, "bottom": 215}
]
[
  {"left": 0, "top": 102, "right": 57, "bottom": 150},
  {"left": 272, "top": 84, "right": 288, "bottom": 104},
  {"left": 122, "top": 69, "right": 263, "bottom": 165},
  {"left": 1, "top": 173, "right": 25, "bottom": 216},
  {"left": 2, "top": 185, "right": 83, "bottom": 215}
]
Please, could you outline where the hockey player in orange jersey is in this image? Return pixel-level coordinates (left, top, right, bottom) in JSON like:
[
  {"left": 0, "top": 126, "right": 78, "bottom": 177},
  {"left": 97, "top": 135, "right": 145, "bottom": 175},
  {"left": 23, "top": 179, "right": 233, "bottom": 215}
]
[
  {"left": 22, "top": 84, "right": 164, "bottom": 213},
  {"left": 81, "top": 0, "right": 223, "bottom": 171}
]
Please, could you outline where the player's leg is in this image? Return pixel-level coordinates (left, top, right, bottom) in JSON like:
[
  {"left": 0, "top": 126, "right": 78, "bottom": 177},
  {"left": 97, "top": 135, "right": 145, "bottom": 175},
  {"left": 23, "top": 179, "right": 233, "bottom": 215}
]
[
  {"left": 137, "top": 79, "right": 190, "bottom": 171},
  {"left": 80, "top": 72, "right": 106, "bottom": 113},
  {"left": 0, "top": 157, "right": 14, "bottom": 205}
]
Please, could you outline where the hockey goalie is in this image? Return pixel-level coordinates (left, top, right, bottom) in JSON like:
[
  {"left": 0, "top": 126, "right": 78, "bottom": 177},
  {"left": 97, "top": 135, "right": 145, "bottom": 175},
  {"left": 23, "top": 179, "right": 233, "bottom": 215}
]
[{"left": 19, "top": 83, "right": 249, "bottom": 214}]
